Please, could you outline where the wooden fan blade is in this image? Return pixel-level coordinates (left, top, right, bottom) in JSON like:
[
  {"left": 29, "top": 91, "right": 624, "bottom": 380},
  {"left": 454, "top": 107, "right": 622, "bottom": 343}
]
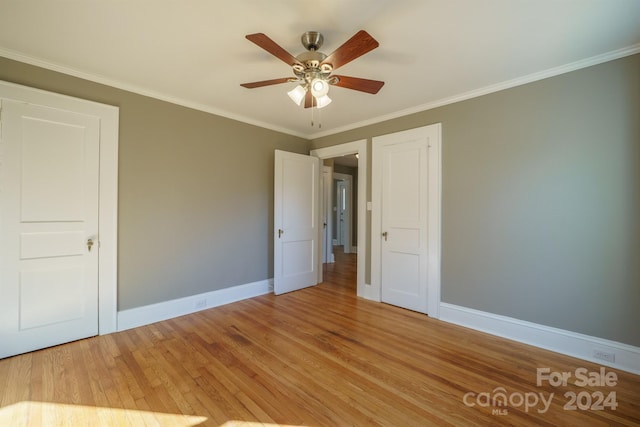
[
  {"left": 332, "top": 75, "right": 385, "bottom": 94},
  {"left": 304, "top": 90, "right": 317, "bottom": 109},
  {"left": 321, "top": 30, "right": 379, "bottom": 70},
  {"left": 240, "top": 78, "right": 293, "bottom": 89},
  {"left": 246, "top": 33, "right": 302, "bottom": 67}
]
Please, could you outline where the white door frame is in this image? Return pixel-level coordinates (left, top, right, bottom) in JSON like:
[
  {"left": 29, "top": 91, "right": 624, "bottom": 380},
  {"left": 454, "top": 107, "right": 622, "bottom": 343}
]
[
  {"left": 372, "top": 124, "right": 442, "bottom": 318},
  {"left": 333, "top": 172, "right": 353, "bottom": 254},
  {"left": 311, "top": 140, "right": 368, "bottom": 298},
  {"left": 0, "top": 80, "right": 119, "bottom": 334},
  {"left": 322, "top": 166, "right": 334, "bottom": 263}
]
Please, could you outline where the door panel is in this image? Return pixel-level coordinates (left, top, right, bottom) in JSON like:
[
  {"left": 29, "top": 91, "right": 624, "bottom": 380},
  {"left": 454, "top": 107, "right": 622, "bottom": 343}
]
[
  {"left": 385, "top": 252, "right": 420, "bottom": 294},
  {"left": 274, "top": 150, "right": 320, "bottom": 295},
  {"left": 20, "top": 265, "right": 85, "bottom": 329},
  {"left": 20, "top": 231, "right": 85, "bottom": 259},
  {"left": 21, "top": 117, "right": 87, "bottom": 221},
  {"left": 0, "top": 100, "right": 100, "bottom": 359},
  {"left": 387, "top": 149, "right": 421, "bottom": 224},
  {"left": 282, "top": 240, "right": 314, "bottom": 275}
]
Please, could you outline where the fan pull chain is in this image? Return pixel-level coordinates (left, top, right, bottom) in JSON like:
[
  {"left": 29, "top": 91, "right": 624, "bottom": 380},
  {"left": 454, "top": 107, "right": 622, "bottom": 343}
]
[{"left": 310, "top": 103, "right": 322, "bottom": 128}]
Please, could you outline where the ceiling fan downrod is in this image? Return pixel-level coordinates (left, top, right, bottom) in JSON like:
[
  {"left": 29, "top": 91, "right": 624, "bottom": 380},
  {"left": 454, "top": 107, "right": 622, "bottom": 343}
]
[{"left": 301, "top": 31, "right": 323, "bottom": 51}]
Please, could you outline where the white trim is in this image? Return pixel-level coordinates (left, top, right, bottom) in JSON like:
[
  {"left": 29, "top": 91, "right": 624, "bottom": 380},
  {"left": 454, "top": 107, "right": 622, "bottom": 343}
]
[
  {"left": 440, "top": 303, "right": 640, "bottom": 375},
  {"left": 321, "top": 165, "right": 333, "bottom": 264},
  {"left": 117, "top": 279, "right": 272, "bottom": 332},
  {"left": 371, "top": 124, "right": 442, "bottom": 316},
  {"left": 309, "top": 44, "right": 640, "bottom": 139},
  {"left": 427, "top": 124, "right": 442, "bottom": 318},
  {"left": 311, "top": 140, "right": 367, "bottom": 299},
  {"left": 0, "top": 79, "right": 119, "bottom": 335}
]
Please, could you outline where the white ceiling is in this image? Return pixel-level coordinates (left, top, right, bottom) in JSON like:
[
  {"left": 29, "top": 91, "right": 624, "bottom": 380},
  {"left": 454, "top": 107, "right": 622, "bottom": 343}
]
[{"left": 1, "top": 0, "right": 639, "bottom": 139}]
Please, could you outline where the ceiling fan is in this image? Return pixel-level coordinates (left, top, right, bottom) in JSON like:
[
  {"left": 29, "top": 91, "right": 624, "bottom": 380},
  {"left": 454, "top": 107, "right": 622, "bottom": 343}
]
[{"left": 241, "top": 30, "right": 384, "bottom": 109}]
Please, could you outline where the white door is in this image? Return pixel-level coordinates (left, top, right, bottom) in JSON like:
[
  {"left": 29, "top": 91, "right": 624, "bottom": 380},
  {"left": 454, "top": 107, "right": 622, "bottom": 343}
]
[
  {"left": 0, "top": 100, "right": 100, "bottom": 359},
  {"left": 274, "top": 150, "right": 320, "bottom": 295},
  {"left": 373, "top": 125, "right": 440, "bottom": 314}
]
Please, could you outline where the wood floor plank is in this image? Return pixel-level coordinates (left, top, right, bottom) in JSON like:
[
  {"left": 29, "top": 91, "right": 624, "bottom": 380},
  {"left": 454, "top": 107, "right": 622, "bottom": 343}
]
[
  {"left": 226, "top": 306, "right": 448, "bottom": 426},
  {"left": 1, "top": 247, "right": 639, "bottom": 425},
  {"left": 212, "top": 319, "right": 386, "bottom": 425}
]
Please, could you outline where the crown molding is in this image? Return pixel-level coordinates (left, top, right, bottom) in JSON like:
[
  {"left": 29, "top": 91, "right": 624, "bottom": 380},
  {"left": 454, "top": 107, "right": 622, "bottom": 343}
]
[
  {"left": 2, "top": 43, "right": 638, "bottom": 141},
  {"left": 309, "top": 43, "right": 640, "bottom": 139},
  {"left": 0, "top": 47, "right": 308, "bottom": 139}
]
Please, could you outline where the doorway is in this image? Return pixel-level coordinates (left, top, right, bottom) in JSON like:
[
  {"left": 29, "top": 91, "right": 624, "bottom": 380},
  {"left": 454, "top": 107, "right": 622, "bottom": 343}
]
[
  {"left": 325, "top": 163, "right": 356, "bottom": 291},
  {"left": 311, "top": 140, "right": 369, "bottom": 299},
  {"left": 333, "top": 171, "right": 353, "bottom": 254}
]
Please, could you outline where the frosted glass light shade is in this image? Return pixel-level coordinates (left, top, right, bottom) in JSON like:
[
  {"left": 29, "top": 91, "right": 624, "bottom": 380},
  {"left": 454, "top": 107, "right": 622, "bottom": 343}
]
[
  {"left": 315, "top": 95, "right": 332, "bottom": 109},
  {"left": 287, "top": 85, "right": 306, "bottom": 105},
  {"left": 310, "top": 78, "right": 329, "bottom": 97}
]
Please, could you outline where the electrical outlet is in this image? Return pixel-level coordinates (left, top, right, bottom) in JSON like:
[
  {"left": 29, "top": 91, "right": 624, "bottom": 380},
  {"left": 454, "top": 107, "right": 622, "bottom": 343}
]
[
  {"left": 195, "top": 298, "right": 207, "bottom": 309},
  {"left": 593, "top": 350, "right": 615, "bottom": 363}
]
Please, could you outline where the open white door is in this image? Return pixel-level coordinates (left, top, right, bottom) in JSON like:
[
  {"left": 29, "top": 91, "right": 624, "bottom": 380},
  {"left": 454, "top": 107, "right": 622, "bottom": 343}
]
[
  {"left": 274, "top": 150, "right": 320, "bottom": 295},
  {"left": 0, "top": 100, "right": 100, "bottom": 358}
]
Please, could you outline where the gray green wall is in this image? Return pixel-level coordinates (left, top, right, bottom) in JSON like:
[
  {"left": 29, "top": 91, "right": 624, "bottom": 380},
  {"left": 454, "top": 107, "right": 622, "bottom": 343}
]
[
  {"left": 311, "top": 54, "right": 640, "bottom": 347},
  {"left": 0, "top": 57, "right": 309, "bottom": 311}
]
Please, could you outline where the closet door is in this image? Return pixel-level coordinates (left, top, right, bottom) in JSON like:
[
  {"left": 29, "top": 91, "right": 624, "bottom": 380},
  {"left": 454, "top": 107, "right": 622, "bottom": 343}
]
[{"left": 0, "top": 100, "right": 100, "bottom": 358}]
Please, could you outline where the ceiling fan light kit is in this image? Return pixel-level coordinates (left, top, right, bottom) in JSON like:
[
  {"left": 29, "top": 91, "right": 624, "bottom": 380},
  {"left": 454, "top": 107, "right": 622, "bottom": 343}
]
[
  {"left": 287, "top": 85, "right": 307, "bottom": 106},
  {"left": 241, "top": 30, "right": 384, "bottom": 119},
  {"left": 315, "top": 94, "right": 332, "bottom": 109},
  {"left": 311, "top": 78, "right": 329, "bottom": 97}
]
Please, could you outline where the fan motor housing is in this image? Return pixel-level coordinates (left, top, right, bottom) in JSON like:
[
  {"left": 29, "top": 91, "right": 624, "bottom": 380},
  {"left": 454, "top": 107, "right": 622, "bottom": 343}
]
[
  {"left": 293, "top": 50, "right": 332, "bottom": 80},
  {"left": 296, "top": 51, "right": 327, "bottom": 68}
]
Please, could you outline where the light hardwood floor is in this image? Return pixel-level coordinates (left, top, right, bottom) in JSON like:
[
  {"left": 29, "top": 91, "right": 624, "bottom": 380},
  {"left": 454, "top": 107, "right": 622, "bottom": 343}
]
[{"left": 1, "top": 249, "right": 639, "bottom": 426}]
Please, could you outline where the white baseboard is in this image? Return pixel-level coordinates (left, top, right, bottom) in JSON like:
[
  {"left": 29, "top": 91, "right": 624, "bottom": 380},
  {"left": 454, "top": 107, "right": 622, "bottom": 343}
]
[
  {"left": 359, "top": 283, "right": 380, "bottom": 302},
  {"left": 439, "top": 303, "right": 640, "bottom": 375},
  {"left": 117, "top": 279, "right": 272, "bottom": 332}
]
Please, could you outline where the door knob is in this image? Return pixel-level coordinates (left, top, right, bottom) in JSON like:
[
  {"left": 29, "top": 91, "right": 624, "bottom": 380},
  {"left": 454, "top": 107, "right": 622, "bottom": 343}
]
[
  {"left": 278, "top": 229, "right": 284, "bottom": 238},
  {"left": 382, "top": 231, "right": 388, "bottom": 241},
  {"left": 87, "top": 238, "right": 94, "bottom": 252}
]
